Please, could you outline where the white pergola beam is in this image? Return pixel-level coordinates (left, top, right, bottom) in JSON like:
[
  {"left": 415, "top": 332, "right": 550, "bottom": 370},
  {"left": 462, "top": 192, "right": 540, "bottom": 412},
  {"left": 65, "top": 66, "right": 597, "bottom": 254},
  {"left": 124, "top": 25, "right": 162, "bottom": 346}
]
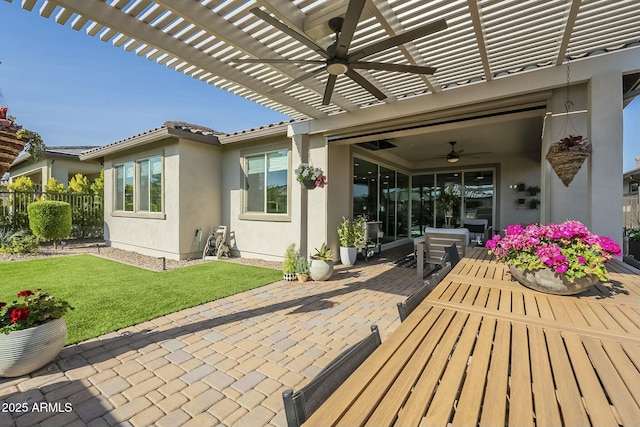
[
  {"left": 50, "top": 0, "right": 325, "bottom": 118},
  {"left": 555, "top": 0, "right": 581, "bottom": 65},
  {"left": 467, "top": 0, "right": 492, "bottom": 81}
]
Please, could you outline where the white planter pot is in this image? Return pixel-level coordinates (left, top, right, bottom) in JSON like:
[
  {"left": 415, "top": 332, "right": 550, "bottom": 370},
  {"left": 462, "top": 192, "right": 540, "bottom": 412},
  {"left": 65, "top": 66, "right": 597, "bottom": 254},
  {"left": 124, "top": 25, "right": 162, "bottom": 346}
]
[
  {"left": 309, "top": 260, "right": 333, "bottom": 281},
  {"left": 0, "top": 318, "right": 67, "bottom": 377},
  {"left": 339, "top": 247, "right": 358, "bottom": 266}
]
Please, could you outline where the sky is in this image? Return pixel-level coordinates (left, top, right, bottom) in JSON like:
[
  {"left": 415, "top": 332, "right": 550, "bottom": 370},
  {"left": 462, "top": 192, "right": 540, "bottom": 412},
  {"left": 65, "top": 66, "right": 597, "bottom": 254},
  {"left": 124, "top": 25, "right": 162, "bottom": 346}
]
[{"left": 1, "top": 3, "right": 639, "bottom": 171}]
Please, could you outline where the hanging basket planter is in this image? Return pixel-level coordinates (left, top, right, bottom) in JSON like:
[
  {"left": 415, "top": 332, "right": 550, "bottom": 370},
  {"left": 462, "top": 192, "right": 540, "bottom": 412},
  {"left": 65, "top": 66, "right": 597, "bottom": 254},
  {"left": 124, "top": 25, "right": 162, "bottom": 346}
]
[
  {"left": 545, "top": 135, "right": 591, "bottom": 187},
  {"left": 0, "top": 125, "right": 26, "bottom": 176}
]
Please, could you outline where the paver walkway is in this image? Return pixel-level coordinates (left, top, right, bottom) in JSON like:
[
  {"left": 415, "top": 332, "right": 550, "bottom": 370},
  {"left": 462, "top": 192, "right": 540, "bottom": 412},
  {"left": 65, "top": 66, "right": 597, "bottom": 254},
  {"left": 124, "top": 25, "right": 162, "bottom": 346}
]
[{"left": 0, "top": 248, "right": 422, "bottom": 427}]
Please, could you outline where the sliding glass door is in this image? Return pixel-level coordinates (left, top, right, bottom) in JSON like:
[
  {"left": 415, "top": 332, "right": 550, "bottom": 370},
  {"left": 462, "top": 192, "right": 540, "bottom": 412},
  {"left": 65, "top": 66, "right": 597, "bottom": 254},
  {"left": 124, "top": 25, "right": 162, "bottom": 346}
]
[
  {"left": 353, "top": 158, "right": 409, "bottom": 243},
  {"left": 411, "top": 170, "right": 495, "bottom": 233}
]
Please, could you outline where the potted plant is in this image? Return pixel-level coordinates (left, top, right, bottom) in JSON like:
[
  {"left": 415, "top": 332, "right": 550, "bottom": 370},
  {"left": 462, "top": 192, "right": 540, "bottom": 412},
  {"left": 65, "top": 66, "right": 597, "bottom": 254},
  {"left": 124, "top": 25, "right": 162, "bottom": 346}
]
[
  {"left": 294, "top": 163, "right": 327, "bottom": 189},
  {"left": 0, "top": 111, "right": 46, "bottom": 176},
  {"left": 546, "top": 135, "right": 592, "bottom": 187},
  {"left": 486, "top": 221, "right": 620, "bottom": 295},
  {"left": 0, "top": 289, "right": 73, "bottom": 377},
  {"left": 309, "top": 243, "right": 333, "bottom": 281},
  {"left": 295, "top": 254, "right": 310, "bottom": 282},
  {"left": 437, "top": 188, "right": 458, "bottom": 227},
  {"left": 527, "top": 185, "right": 540, "bottom": 196},
  {"left": 283, "top": 243, "right": 297, "bottom": 281},
  {"left": 528, "top": 198, "right": 540, "bottom": 209},
  {"left": 337, "top": 216, "right": 366, "bottom": 266}
]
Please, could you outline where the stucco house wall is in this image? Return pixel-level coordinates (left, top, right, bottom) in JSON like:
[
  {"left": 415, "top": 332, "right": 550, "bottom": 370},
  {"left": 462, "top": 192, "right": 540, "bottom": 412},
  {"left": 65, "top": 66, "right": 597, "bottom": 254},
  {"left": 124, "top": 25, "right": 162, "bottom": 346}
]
[
  {"left": 95, "top": 129, "right": 222, "bottom": 260},
  {"left": 221, "top": 133, "right": 303, "bottom": 261}
]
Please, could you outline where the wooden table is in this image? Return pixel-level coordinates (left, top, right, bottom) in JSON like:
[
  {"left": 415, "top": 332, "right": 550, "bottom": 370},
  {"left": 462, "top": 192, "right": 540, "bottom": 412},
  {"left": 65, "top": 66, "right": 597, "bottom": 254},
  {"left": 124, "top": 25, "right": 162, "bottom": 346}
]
[{"left": 305, "top": 248, "right": 640, "bottom": 426}]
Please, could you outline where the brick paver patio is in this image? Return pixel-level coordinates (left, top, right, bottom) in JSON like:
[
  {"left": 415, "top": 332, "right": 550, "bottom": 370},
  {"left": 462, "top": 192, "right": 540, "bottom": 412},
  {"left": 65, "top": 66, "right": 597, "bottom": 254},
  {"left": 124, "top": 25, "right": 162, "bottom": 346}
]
[{"left": 0, "top": 248, "right": 422, "bottom": 427}]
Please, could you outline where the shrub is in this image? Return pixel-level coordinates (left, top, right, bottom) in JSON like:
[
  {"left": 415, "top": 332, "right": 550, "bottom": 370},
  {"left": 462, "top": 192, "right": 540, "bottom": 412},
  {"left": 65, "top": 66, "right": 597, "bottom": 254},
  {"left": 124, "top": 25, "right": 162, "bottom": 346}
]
[
  {"left": 27, "top": 201, "right": 72, "bottom": 249},
  {"left": 283, "top": 243, "right": 297, "bottom": 274},
  {"left": 0, "top": 235, "right": 40, "bottom": 255}
]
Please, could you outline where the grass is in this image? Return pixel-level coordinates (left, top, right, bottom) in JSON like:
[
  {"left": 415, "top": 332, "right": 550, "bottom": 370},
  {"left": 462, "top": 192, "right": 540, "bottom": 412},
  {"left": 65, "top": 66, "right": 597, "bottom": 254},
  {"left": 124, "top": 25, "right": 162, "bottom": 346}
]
[{"left": 0, "top": 255, "right": 282, "bottom": 344}]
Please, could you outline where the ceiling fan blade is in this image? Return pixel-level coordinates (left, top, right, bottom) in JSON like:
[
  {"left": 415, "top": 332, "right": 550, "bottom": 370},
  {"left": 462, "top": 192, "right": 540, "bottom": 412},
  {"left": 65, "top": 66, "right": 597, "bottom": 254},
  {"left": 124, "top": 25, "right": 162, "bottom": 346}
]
[
  {"left": 269, "top": 66, "right": 325, "bottom": 94},
  {"left": 345, "top": 69, "right": 387, "bottom": 101},
  {"left": 336, "top": 0, "right": 366, "bottom": 58},
  {"left": 250, "top": 8, "right": 329, "bottom": 59},
  {"left": 348, "top": 18, "right": 448, "bottom": 61},
  {"left": 230, "top": 58, "right": 324, "bottom": 65},
  {"left": 351, "top": 61, "right": 437, "bottom": 75},
  {"left": 322, "top": 74, "right": 338, "bottom": 105}
]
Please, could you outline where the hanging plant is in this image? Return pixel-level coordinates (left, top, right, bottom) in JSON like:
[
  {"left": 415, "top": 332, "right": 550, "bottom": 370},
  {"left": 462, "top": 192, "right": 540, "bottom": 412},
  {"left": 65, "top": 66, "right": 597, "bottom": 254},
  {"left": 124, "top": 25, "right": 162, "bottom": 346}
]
[
  {"left": 546, "top": 59, "right": 591, "bottom": 187},
  {"left": 294, "top": 163, "right": 327, "bottom": 189},
  {"left": 546, "top": 135, "right": 591, "bottom": 187},
  {"left": 0, "top": 110, "right": 46, "bottom": 176}
]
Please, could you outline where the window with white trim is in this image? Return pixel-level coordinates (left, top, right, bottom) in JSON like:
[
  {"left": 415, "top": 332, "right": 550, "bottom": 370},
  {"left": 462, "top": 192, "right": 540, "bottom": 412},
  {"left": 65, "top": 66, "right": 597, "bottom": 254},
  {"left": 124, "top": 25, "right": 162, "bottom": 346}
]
[
  {"left": 114, "top": 156, "right": 163, "bottom": 213},
  {"left": 244, "top": 149, "right": 288, "bottom": 215}
]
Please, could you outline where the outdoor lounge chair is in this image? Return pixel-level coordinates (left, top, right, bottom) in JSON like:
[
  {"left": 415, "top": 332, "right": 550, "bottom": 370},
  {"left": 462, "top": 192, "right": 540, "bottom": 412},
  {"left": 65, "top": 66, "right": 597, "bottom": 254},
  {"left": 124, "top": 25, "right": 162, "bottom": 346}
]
[{"left": 282, "top": 325, "right": 382, "bottom": 427}]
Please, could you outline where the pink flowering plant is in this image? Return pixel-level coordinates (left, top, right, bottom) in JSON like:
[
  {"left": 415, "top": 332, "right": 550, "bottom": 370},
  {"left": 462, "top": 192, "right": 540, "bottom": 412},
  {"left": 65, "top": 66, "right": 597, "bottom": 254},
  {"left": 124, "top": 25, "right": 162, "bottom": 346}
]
[
  {"left": 294, "top": 163, "right": 327, "bottom": 188},
  {"left": 486, "top": 221, "right": 621, "bottom": 282},
  {"left": 0, "top": 289, "right": 73, "bottom": 334}
]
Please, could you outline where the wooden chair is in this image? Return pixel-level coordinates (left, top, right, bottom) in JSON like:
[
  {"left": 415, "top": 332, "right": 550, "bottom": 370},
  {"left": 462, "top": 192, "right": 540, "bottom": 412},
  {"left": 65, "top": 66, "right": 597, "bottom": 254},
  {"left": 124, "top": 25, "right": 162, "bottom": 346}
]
[{"left": 282, "top": 325, "right": 382, "bottom": 427}]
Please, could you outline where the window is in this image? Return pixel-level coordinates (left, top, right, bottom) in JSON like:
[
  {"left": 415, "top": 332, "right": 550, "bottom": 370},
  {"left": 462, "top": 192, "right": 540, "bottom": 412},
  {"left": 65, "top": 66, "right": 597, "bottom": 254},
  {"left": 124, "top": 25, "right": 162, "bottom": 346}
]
[
  {"left": 245, "top": 150, "right": 289, "bottom": 215},
  {"left": 138, "top": 156, "right": 162, "bottom": 212},
  {"left": 114, "top": 156, "right": 163, "bottom": 214},
  {"left": 115, "top": 162, "right": 134, "bottom": 212}
]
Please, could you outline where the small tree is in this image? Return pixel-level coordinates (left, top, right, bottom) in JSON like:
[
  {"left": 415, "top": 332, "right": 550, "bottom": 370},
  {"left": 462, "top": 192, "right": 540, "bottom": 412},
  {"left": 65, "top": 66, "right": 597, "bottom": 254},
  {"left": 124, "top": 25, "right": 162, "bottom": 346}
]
[
  {"left": 90, "top": 170, "right": 104, "bottom": 196},
  {"left": 44, "top": 177, "right": 65, "bottom": 194},
  {"left": 68, "top": 173, "right": 90, "bottom": 194},
  {"left": 27, "top": 201, "right": 71, "bottom": 249},
  {"left": 7, "top": 176, "right": 35, "bottom": 192}
]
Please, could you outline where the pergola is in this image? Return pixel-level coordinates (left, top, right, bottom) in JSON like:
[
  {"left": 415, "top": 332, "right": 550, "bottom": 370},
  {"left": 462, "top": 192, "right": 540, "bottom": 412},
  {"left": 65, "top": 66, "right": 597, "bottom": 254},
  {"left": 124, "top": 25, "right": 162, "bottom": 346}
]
[{"left": 7, "top": 0, "right": 640, "bottom": 119}]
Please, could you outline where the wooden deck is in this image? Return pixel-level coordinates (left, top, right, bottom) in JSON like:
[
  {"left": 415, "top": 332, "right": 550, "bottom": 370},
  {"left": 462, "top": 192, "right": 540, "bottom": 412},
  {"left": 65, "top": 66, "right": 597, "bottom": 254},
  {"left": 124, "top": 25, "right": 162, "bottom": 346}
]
[{"left": 305, "top": 248, "right": 640, "bottom": 426}]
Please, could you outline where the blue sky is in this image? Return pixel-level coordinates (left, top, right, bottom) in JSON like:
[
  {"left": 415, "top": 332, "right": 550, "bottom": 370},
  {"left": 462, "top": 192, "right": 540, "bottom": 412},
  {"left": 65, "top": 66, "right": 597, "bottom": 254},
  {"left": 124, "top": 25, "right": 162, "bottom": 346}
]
[{"left": 1, "top": 4, "right": 639, "bottom": 171}]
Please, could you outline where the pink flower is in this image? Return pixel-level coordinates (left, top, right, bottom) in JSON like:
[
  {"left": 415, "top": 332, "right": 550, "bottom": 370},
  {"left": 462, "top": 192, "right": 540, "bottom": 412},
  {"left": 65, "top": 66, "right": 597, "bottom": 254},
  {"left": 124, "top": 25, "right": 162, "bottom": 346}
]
[
  {"left": 577, "top": 256, "right": 586, "bottom": 264},
  {"left": 555, "top": 264, "right": 568, "bottom": 274}
]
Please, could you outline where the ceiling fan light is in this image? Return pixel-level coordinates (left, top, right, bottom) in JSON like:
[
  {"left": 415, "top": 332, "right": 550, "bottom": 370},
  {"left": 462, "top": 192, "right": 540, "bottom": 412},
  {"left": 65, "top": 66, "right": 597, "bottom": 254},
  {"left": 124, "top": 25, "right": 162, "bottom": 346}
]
[
  {"left": 447, "top": 157, "right": 459, "bottom": 163},
  {"left": 327, "top": 61, "right": 349, "bottom": 75}
]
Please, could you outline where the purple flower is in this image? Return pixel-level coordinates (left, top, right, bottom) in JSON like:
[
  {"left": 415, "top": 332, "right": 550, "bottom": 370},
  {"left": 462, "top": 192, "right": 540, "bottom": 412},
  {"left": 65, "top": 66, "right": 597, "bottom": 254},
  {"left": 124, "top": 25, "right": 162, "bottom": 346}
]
[
  {"left": 555, "top": 264, "right": 568, "bottom": 274},
  {"left": 577, "top": 256, "right": 585, "bottom": 265}
]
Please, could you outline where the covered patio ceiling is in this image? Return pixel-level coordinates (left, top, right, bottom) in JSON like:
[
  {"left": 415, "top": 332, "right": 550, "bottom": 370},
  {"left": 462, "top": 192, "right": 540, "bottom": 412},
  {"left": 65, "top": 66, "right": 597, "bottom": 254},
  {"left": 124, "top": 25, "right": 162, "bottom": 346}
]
[{"left": 9, "top": 0, "right": 640, "bottom": 121}]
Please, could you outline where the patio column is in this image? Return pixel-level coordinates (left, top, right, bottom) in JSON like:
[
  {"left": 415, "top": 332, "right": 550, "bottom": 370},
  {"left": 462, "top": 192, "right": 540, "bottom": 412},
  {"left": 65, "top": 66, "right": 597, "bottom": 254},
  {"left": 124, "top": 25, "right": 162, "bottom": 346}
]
[
  {"left": 588, "top": 71, "right": 624, "bottom": 244},
  {"left": 293, "top": 132, "right": 310, "bottom": 256}
]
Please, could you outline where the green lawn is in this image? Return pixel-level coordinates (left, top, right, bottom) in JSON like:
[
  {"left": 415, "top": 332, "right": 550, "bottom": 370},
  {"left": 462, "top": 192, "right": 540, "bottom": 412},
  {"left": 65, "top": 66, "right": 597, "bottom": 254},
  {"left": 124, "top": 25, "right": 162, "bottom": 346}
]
[{"left": 0, "top": 255, "right": 282, "bottom": 344}]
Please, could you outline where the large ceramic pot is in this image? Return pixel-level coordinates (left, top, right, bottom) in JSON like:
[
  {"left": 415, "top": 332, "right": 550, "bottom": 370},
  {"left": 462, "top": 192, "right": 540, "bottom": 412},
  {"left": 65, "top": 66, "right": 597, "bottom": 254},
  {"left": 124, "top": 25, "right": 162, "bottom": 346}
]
[
  {"left": 508, "top": 265, "right": 599, "bottom": 295},
  {"left": 0, "top": 318, "right": 67, "bottom": 377},
  {"left": 309, "top": 259, "right": 333, "bottom": 281},
  {"left": 339, "top": 247, "right": 357, "bottom": 266}
]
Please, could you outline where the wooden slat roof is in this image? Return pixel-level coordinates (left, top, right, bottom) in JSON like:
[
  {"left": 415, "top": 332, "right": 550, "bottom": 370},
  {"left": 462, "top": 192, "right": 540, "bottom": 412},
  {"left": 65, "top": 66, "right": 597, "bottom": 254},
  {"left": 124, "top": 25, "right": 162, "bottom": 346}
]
[{"left": 8, "top": 0, "right": 640, "bottom": 120}]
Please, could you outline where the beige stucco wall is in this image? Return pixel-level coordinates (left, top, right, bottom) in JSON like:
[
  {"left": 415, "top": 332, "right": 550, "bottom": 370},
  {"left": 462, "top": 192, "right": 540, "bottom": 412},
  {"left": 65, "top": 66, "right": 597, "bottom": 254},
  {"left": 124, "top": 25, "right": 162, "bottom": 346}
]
[
  {"left": 221, "top": 135, "right": 303, "bottom": 261},
  {"left": 103, "top": 137, "right": 222, "bottom": 260},
  {"left": 177, "top": 139, "right": 222, "bottom": 259}
]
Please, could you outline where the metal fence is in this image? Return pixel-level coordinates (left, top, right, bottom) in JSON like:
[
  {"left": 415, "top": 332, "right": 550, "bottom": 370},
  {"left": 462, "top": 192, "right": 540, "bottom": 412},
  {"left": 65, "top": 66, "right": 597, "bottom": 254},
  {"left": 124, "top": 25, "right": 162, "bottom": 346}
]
[{"left": 0, "top": 191, "right": 104, "bottom": 238}]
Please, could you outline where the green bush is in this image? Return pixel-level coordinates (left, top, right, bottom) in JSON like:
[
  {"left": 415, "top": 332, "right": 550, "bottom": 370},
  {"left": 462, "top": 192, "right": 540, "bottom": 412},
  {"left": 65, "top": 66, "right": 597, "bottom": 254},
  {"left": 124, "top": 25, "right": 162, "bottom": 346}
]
[
  {"left": 0, "top": 235, "right": 40, "bottom": 254},
  {"left": 27, "top": 201, "right": 72, "bottom": 248}
]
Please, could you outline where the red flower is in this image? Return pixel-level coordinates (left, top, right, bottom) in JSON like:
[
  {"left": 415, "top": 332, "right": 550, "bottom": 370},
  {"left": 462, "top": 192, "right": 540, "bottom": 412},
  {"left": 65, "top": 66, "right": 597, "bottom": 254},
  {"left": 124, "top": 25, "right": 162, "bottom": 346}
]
[
  {"left": 17, "top": 290, "right": 34, "bottom": 298},
  {"left": 10, "top": 308, "right": 30, "bottom": 323}
]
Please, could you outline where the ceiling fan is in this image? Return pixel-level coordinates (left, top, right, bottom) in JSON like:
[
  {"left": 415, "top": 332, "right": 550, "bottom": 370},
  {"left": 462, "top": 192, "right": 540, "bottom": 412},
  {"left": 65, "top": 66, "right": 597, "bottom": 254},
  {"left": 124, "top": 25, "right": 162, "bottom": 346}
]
[
  {"left": 442, "top": 141, "right": 492, "bottom": 163},
  {"left": 232, "top": 0, "right": 447, "bottom": 105}
]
